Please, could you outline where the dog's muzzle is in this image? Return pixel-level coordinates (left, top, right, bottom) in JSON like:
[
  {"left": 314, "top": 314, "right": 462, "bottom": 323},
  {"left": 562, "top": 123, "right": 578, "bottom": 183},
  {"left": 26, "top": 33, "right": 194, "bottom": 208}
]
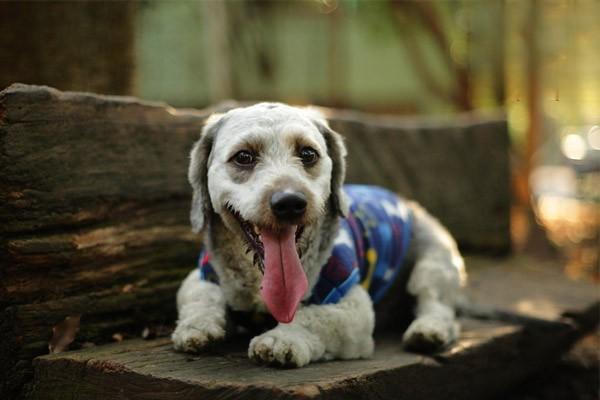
[
  {"left": 259, "top": 190, "right": 309, "bottom": 323},
  {"left": 225, "top": 190, "right": 310, "bottom": 324}
]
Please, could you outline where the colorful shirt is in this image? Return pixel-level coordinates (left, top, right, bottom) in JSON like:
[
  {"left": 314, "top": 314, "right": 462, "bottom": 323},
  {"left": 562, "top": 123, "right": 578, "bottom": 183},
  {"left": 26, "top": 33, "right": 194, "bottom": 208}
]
[{"left": 198, "top": 184, "right": 413, "bottom": 306}]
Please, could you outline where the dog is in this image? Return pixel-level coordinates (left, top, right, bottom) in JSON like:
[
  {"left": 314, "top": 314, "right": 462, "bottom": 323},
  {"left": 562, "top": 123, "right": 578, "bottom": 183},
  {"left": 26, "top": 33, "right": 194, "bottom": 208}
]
[{"left": 172, "top": 103, "right": 466, "bottom": 367}]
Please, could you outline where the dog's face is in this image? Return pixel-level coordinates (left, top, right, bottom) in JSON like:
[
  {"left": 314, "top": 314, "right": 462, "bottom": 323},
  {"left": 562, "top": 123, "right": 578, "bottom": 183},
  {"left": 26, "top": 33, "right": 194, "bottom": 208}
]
[
  {"left": 208, "top": 105, "right": 332, "bottom": 235},
  {"left": 189, "top": 103, "right": 348, "bottom": 323}
]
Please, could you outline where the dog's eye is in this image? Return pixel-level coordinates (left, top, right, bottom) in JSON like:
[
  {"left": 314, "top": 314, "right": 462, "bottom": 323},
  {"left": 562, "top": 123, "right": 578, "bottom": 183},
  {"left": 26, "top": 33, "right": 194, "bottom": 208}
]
[
  {"left": 299, "top": 147, "right": 319, "bottom": 166},
  {"left": 232, "top": 150, "right": 256, "bottom": 167}
]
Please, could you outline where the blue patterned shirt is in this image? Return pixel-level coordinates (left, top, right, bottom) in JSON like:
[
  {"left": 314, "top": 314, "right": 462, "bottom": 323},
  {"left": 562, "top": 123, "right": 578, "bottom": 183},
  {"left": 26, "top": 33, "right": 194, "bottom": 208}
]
[{"left": 198, "top": 184, "right": 413, "bottom": 306}]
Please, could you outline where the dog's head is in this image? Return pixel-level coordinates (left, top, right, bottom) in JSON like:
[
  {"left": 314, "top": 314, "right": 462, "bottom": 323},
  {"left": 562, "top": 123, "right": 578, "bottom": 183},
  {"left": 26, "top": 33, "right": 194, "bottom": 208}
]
[{"left": 188, "top": 103, "right": 348, "bottom": 322}]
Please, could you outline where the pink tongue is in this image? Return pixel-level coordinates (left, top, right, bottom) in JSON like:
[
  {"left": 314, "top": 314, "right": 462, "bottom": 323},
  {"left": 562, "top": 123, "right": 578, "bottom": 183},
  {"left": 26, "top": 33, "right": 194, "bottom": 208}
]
[{"left": 260, "top": 226, "right": 308, "bottom": 323}]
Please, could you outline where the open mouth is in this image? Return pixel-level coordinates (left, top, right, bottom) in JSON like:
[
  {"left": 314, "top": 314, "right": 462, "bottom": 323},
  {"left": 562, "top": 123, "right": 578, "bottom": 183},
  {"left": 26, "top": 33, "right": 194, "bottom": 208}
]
[
  {"left": 224, "top": 202, "right": 308, "bottom": 324},
  {"left": 224, "top": 203, "right": 305, "bottom": 273}
]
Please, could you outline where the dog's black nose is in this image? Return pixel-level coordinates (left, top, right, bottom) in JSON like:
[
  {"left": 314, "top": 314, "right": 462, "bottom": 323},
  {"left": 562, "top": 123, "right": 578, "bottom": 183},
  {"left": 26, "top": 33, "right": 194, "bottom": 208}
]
[{"left": 270, "top": 191, "right": 307, "bottom": 221}]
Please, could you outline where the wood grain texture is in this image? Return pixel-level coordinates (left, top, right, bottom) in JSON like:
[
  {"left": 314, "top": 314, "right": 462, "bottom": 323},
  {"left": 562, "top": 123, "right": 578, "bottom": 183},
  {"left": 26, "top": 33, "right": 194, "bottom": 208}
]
[
  {"left": 0, "top": 84, "right": 207, "bottom": 398},
  {"left": 28, "top": 256, "right": 600, "bottom": 400},
  {"left": 0, "top": 84, "right": 510, "bottom": 398},
  {"left": 328, "top": 112, "right": 510, "bottom": 253},
  {"left": 28, "top": 315, "right": 596, "bottom": 400}
]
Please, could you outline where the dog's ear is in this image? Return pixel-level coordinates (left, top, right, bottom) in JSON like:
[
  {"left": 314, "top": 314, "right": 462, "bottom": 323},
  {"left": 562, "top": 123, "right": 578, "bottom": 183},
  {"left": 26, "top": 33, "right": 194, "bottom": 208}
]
[
  {"left": 308, "top": 112, "right": 349, "bottom": 218},
  {"left": 188, "top": 113, "right": 224, "bottom": 233}
]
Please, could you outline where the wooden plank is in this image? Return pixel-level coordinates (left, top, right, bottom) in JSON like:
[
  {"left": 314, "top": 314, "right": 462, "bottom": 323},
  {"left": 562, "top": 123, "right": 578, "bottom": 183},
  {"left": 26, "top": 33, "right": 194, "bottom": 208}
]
[
  {"left": 27, "top": 256, "right": 600, "bottom": 399},
  {"left": 464, "top": 255, "right": 600, "bottom": 321},
  {"left": 28, "top": 316, "right": 595, "bottom": 400}
]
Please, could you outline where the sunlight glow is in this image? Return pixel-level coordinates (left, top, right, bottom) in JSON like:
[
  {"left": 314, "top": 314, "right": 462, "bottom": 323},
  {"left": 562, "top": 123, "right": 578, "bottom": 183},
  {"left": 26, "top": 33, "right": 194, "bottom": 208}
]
[
  {"left": 561, "top": 133, "right": 587, "bottom": 160},
  {"left": 537, "top": 195, "right": 583, "bottom": 225},
  {"left": 587, "top": 125, "right": 600, "bottom": 150}
]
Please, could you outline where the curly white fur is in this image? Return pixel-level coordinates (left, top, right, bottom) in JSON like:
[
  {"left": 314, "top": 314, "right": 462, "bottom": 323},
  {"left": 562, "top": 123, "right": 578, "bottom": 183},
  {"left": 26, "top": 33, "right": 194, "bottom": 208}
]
[
  {"left": 402, "top": 202, "right": 465, "bottom": 350},
  {"left": 249, "top": 285, "right": 374, "bottom": 366},
  {"left": 172, "top": 270, "right": 227, "bottom": 352}
]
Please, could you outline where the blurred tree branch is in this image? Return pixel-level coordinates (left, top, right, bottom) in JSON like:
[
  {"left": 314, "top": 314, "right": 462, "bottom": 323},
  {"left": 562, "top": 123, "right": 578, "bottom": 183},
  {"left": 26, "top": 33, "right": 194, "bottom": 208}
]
[{"left": 389, "top": 0, "right": 472, "bottom": 111}]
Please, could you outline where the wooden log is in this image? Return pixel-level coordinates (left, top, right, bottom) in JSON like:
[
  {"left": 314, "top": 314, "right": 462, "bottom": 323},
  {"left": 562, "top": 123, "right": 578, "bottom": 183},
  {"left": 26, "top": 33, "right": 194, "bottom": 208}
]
[
  {"left": 0, "top": 84, "right": 510, "bottom": 398},
  {"left": 328, "top": 111, "right": 510, "bottom": 253},
  {"left": 0, "top": 84, "right": 207, "bottom": 397},
  {"left": 0, "top": 85, "right": 205, "bottom": 236}
]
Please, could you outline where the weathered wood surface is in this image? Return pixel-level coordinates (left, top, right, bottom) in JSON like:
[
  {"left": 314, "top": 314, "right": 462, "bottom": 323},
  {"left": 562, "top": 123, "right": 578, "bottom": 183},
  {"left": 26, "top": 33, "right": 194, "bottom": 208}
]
[
  {"left": 328, "top": 111, "right": 510, "bottom": 253},
  {"left": 464, "top": 255, "right": 600, "bottom": 321},
  {"left": 0, "top": 84, "right": 509, "bottom": 398},
  {"left": 26, "top": 323, "right": 532, "bottom": 400},
  {"left": 28, "top": 256, "right": 599, "bottom": 400},
  {"left": 0, "top": 84, "right": 207, "bottom": 398}
]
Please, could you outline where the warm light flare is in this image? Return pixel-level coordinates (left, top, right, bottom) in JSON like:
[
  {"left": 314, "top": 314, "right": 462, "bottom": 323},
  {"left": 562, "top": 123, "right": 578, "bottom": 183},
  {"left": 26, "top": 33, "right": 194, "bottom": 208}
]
[
  {"left": 561, "top": 134, "right": 587, "bottom": 160},
  {"left": 533, "top": 193, "right": 600, "bottom": 280},
  {"left": 587, "top": 125, "right": 600, "bottom": 150},
  {"left": 536, "top": 195, "right": 584, "bottom": 225}
]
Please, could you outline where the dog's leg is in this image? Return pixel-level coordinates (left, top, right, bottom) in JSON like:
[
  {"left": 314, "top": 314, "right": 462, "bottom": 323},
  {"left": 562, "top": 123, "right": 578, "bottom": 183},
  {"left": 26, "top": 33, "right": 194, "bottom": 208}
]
[
  {"left": 171, "top": 269, "right": 228, "bottom": 352},
  {"left": 249, "top": 285, "right": 375, "bottom": 367},
  {"left": 403, "top": 202, "right": 466, "bottom": 352}
]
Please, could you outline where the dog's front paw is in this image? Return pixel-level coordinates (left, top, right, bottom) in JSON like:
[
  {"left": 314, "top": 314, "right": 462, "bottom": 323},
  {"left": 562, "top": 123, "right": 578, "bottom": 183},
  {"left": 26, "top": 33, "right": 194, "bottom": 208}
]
[
  {"left": 248, "top": 327, "right": 319, "bottom": 368},
  {"left": 402, "top": 315, "right": 459, "bottom": 353},
  {"left": 172, "top": 314, "right": 226, "bottom": 353}
]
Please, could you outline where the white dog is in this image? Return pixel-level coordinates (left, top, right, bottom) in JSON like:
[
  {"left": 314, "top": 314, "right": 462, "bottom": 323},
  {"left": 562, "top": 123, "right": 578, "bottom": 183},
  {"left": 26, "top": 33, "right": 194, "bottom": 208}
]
[{"left": 172, "top": 103, "right": 466, "bottom": 367}]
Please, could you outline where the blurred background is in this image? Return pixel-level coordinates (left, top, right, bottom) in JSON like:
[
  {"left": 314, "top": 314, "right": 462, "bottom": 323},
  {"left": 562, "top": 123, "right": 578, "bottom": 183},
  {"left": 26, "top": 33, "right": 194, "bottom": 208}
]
[{"left": 0, "top": 0, "right": 598, "bottom": 280}]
